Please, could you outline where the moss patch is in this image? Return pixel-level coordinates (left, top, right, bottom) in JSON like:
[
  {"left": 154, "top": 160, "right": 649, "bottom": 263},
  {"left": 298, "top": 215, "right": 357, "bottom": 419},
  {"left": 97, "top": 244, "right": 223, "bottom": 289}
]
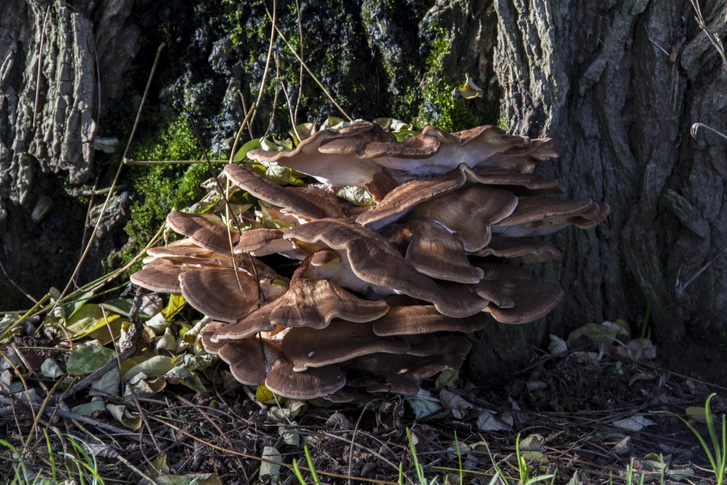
[{"left": 111, "top": 115, "right": 210, "bottom": 271}]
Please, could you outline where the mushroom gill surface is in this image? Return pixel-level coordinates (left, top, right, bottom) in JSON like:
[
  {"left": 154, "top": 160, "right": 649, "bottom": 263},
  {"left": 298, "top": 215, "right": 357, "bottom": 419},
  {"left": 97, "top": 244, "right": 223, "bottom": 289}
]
[{"left": 130, "top": 121, "right": 609, "bottom": 400}]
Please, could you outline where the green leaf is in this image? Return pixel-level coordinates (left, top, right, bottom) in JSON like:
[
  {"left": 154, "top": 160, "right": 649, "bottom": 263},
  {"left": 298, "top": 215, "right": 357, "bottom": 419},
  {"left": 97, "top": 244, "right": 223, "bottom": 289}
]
[
  {"left": 71, "top": 398, "right": 106, "bottom": 416},
  {"left": 40, "top": 358, "right": 63, "bottom": 379},
  {"left": 66, "top": 346, "right": 115, "bottom": 376},
  {"left": 233, "top": 138, "right": 261, "bottom": 162},
  {"left": 123, "top": 355, "right": 179, "bottom": 380},
  {"left": 336, "top": 186, "right": 375, "bottom": 207},
  {"left": 65, "top": 304, "right": 122, "bottom": 340},
  {"left": 90, "top": 368, "right": 120, "bottom": 397}
]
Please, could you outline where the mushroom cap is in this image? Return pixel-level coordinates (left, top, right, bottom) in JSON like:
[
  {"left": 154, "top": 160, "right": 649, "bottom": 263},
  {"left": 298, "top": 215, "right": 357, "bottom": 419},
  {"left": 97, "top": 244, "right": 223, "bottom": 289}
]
[
  {"left": 281, "top": 321, "right": 411, "bottom": 371},
  {"left": 200, "top": 321, "right": 227, "bottom": 354},
  {"left": 463, "top": 165, "right": 565, "bottom": 195},
  {"left": 166, "top": 211, "right": 238, "bottom": 254},
  {"left": 371, "top": 125, "right": 559, "bottom": 176},
  {"left": 233, "top": 228, "right": 285, "bottom": 254},
  {"left": 372, "top": 305, "right": 489, "bottom": 336},
  {"left": 493, "top": 197, "right": 606, "bottom": 237},
  {"left": 146, "top": 238, "right": 223, "bottom": 262},
  {"left": 474, "top": 263, "right": 564, "bottom": 324},
  {"left": 246, "top": 121, "right": 385, "bottom": 187},
  {"left": 474, "top": 235, "right": 562, "bottom": 263},
  {"left": 264, "top": 359, "right": 346, "bottom": 399},
  {"left": 216, "top": 337, "right": 283, "bottom": 386},
  {"left": 212, "top": 275, "right": 390, "bottom": 342},
  {"left": 179, "top": 268, "right": 261, "bottom": 322},
  {"left": 396, "top": 219, "right": 484, "bottom": 284},
  {"left": 224, "top": 164, "right": 343, "bottom": 220},
  {"left": 284, "top": 219, "right": 489, "bottom": 317},
  {"left": 355, "top": 166, "right": 467, "bottom": 230},
  {"left": 130, "top": 259, "right": 186, "bottom": 294},
  {"left": 413, "top": 185, "right": 519, "bottom": 252}
]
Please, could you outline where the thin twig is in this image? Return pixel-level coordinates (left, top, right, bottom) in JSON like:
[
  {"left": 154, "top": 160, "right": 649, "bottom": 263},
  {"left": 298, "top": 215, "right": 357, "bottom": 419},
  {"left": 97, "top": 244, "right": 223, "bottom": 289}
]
[
  {"left": 250, "top": 0, "right": 277, "bottom": 130},
  {"left": 293, "top": 0, "right": 304, "bottom": 125},
  {"left": 150, "top": 416, "right": 401, "bottom": 485},
  {"left": 690, "top": 122, "right": 727, "bottom": 141},
  {"left": 266, "top": 9, "right": 352, "bottom": 121},
  {"left": 0, "top": 258, "right": 38, "bottom": 304}
]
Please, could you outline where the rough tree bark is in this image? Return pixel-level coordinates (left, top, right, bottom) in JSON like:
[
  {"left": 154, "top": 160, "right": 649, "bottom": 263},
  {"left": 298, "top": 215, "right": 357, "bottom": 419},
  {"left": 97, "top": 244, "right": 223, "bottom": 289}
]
[
  {"left": 0, "top": 0, "right": 137, "bottom": 309},
  {"left": 480, "top": 0, "right": 727, "bottom": 383}
]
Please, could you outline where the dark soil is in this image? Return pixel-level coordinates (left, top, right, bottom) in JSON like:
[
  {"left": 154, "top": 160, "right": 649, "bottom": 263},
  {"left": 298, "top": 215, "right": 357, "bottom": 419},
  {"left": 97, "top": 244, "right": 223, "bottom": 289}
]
[{"left": 1, "top": 331, "right": 725, "bottom": 484}]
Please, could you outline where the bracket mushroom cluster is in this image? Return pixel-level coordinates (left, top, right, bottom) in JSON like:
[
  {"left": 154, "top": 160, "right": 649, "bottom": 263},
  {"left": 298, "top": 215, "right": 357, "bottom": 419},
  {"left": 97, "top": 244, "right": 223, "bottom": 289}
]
[{"left": 131, "top": 121, "right": 609, "bottom": 401}]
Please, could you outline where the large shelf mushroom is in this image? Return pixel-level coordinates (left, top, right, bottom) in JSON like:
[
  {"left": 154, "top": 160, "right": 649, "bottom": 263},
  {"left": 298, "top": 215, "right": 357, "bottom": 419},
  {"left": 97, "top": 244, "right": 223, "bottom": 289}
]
[{"left": 130, "top": 120, "right": 609, "bottom": 401}]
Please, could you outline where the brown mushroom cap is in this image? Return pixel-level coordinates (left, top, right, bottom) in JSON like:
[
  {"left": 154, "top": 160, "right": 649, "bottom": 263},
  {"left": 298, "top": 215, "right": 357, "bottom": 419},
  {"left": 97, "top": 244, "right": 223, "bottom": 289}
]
[
  {"left": 284, "top": 219, "right": 489, "bottom": 317},
  {"left": 474, "top": 263, "right": 564, "bottom": 324},
  {"left": 492, "top": 197, "right": 604, "bottom": 237},
  {"left": 264, "top": 359, "right": 346, "bottom": 399},
  {"left": 146, "top": 238, "right": 224, "bottom": 262},
  {"left": 372, "top": 305, "right": 489, "bottom": 336},
  {"left": 224, "top": 164, "right": 343, "bottom": 220},
  {"left": 246, "top": 121, "right": 385, "bottom": 187},
  {"left": 371, "top": 125, "right": 559, "bottom": 176},
  {"left": 179, "top": 268, "right": 261, "bottom": 322},
  {"left": 200, "top": 321, "right": 227, "bottom": 354},
  {"left": 282, "top": 321, "right": 411, "bottom": 371},
  {"left": 464, "top": 165, "right": 565, "bottom": 195},
  {"left": 166, "top": 211, "right": 238, "bottom": 254},
  {"left": 397, "top": 219, "right": 484, "bottom": 284},
  {"left": 130, "top": 259, "right": 187, "bottom": 294},
  {"left": 474, "top": 235, "right": 562, "bottom": 263},
  {"left": 216, "top": 337, "right": 283, "bottom": 386},
  {"left": 413, "top": 185, "right": 519, "bottom": 252},
  {"left": 355, "top": 166, "right": 467, "bottom": 230},
  {"left": 211, "top": 275, "right": 390, "bottom": 343}
]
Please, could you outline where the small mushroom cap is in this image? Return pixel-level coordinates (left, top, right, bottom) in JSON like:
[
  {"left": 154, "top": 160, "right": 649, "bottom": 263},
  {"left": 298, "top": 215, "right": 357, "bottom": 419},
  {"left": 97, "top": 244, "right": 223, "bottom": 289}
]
[
  {"left": 402, "top": 333, "right": 439, "bottom": 356},
  {"left": 474, "top": 235, "right": 562, "bottom": 263},
  {"left": 462, "top": 165, "right": 565, "bottom": 195},
  {"left": 397, "top": 219, "right": 484, "bottom": 284},
  {"left": 355, "top": 167, "right": 467, "bottom": 230},
  {"left": 179, "top": 268, "right": 261, "bottom": 322},
  {"left": 413, "top": 185, "right": 519, "bottom": 252},
  {"left": 474, "top": 263, "right": 564, "bottom": 323},
  {"left": 264, "top": 359, "right": 346, "bottom": 399},
  {"left": 247, "top": 122, "right": 384, "bottom": 187},
  {"left": 224, "top": 164, "right": 343, "bottom": 220},
  {"left": 233, "top": 228, "right": 286, "bottom": 254},
  {"left": 200, "top": 321, "right": 227, "bottom": 354},
  {"left": 284, "top": 219, "right": 489, "bottom": 317},
  {"left": 371, "top": 125, "right": 559, "bottom": 176},
  {"left": 493, "top": 197, "right": 605, "bottom": 237},
  {"left": 217, "top": 337, "right": 283, "bottom": 386},
  {"left": 146, "top": 238, "right": 223, "bottom": 262},
  {"left": 209, "top": 305, "right": 278, "bottom": 342},
  {"left": 282, "top": 321, "right": 411, "bottom": 371},
  {"left": 130, "top": 259, "right": 186, "bottom": 293},
  {"left": 372, "top": 305, "right": 489, "bottom": 336},
  {"left": 166, "top": 211, "right": 238, "bottom": 254}
]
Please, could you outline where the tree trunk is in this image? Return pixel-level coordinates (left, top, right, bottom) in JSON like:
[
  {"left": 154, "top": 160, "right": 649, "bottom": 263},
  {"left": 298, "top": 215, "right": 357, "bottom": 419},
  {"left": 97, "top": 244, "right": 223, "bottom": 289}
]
[
  {"left": 0, "top": 0, "right": 136, "bottom": 309},
  {"left": 486, "top": 0, "right": 727, "bottom": 383}
]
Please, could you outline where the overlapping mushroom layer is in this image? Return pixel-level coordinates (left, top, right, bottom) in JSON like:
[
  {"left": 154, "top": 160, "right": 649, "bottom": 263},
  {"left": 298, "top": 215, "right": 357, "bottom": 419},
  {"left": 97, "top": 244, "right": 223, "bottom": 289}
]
[{"left": 131, "top": 121, "right": 609, "bottom": 401}]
